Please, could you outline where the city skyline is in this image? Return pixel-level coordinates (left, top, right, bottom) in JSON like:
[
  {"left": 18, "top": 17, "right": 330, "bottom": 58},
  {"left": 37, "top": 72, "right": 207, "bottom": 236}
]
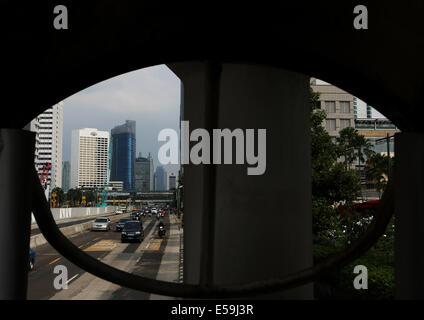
[
  {"left": 66, "top": 122, "right": 178, "bottom": 191},
  {"left": 61, "top": 64, "right": 181, "bottom": 175}
]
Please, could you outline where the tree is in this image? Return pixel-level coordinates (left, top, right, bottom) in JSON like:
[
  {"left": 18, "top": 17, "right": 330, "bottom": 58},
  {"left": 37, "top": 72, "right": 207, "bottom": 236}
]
[
  {"left": 51, "top": 187, "right": 65, "bottom": 207},
  {"left": 365, "top": 153, "right": 395, "bottom": 196},
  {"left": 336, "top": 127, "right": 375, "bottom": 169},
  {"left": 310, "top": 85, "right": 363, "bottom": 240},
  {"left": 66, "top": 188, "right": 82, "bottom": 207},
  {"left": 84, "top": 190, "right": 96, "bottom": 204}
]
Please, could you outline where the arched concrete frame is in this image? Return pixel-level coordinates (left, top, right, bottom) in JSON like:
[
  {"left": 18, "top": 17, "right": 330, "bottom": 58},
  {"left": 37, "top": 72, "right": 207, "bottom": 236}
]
[
  {"left": 2, "top": 1, "right": 424, "bottom": 299},
  {"left": 4, "top": 2, "right": 423, "bottom": 131}
]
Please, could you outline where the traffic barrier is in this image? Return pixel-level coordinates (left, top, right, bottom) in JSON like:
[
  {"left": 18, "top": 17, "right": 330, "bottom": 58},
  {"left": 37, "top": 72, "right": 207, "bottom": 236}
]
[
  {"left": 31, "top": 206, "right": 118, "bottom": 224},
  {"left": 30, "top": 210, "right": 127, "bottom": 249}
]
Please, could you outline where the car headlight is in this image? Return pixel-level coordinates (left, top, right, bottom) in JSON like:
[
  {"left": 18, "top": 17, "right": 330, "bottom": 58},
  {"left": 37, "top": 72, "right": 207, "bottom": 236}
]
[{"left": 135, "top": 231, "right": 141, "bottom": 234}]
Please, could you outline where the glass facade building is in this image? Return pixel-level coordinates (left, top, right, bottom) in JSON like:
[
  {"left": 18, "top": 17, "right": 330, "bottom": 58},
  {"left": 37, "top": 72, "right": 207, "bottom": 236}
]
[
  {"left": 135, "top": 153, "right": 154, "bottom": 192},
  {"left": 155, "top": 165, "right": 166, "bottom": 191},
  {"left": 110, "top": 120, "right": 136, "bottom": 191},
  {"left": 62, "top": 161, "right": 70, "bottom": 192}
]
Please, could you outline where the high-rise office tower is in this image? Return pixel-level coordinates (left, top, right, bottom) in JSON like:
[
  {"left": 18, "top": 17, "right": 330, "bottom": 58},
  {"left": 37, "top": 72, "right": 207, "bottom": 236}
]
[
  {"left": 62, "top": 161, "right": 70, "bottom": 192},
  {"left": 70, "top": 128, "right": 110, "bottom": 189},
  {"left": 110, "top": 120, "right": 136, "bottom": 191},
  {"left": 24, "top": 102, "right": 64, "bottom": 192},
  {"left": 135, "top": 152, "right": 154, "bottom": 192},
  {"left": 155, "top": 165, "right": 166, "bottom": 191},
  {"left": 168, "top": 172, "right": 177, "bottom": 190}
]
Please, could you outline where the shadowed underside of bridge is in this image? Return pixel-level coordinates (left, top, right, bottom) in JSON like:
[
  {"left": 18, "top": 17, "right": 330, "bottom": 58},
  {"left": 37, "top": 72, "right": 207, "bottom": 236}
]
[
  {"left": 2, "top": 1, "right": 423, "bottom": 132},
  {"left": 1, "top": 1, "right": 424, "bottom": 299}
]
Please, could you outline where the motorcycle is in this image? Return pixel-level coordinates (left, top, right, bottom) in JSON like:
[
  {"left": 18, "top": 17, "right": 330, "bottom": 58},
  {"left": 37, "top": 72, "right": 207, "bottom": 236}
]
[{"left": 158, "top": 225, "right": 166, "bottom": 238}]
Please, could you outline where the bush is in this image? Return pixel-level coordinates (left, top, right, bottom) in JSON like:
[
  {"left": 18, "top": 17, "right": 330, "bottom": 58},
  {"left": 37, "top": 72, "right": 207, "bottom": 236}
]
[{"left": 313, "top": 220, "right": 395, "bottom": 300}]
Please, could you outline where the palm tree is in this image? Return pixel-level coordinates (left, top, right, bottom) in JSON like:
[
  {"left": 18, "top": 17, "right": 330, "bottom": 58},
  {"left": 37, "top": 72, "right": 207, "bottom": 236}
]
[
  {"left": 337, "top": 127, "right": 375, "bottom": 169},
  {"left": 365, "top": 153, "right": 395, "bottom": 197}
]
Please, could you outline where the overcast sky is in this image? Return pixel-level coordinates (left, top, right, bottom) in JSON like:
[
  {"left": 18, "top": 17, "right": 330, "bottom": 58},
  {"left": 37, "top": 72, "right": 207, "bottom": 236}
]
[{"left": 62, "top": 64, "right": 181, "bottom": 175}]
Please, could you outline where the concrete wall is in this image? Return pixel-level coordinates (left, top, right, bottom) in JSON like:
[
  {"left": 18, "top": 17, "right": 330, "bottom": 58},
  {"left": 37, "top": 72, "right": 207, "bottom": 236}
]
[{"left": 31, "top": 206, "right": 118, "bottom": 224}]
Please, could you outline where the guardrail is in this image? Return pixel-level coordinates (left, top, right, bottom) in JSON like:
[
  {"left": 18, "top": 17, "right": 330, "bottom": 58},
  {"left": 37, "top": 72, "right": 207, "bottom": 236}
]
[
  {"left": 31, "top": 206, "right": 118, "bottom": 224},
  {"left": 30, "top": 210, "right": 127, "bottom": 249}
]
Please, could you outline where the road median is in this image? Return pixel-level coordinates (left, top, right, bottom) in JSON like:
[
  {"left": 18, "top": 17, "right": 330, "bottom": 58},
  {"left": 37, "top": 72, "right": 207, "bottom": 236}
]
[{"left": 30, "top": 212, "right": 131, "bottom": 249}]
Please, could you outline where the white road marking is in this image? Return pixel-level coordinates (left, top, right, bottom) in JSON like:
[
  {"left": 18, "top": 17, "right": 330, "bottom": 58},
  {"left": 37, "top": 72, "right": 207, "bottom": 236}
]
[{"left": 66, "top": 274, "right": 79, "bottom": 284}]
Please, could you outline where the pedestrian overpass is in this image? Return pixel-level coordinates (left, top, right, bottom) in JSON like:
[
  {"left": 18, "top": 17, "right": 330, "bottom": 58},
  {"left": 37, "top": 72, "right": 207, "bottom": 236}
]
[{"left": 105, "top": 192, "right": 175, "bottom": 205}]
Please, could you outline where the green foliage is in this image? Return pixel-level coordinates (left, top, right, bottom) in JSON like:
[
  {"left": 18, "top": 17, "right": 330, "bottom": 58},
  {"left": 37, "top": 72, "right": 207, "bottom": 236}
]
[
  {"left": 339, "top": 212, "right": 373, "bottom": 245},
  {"left": 311, "top": 110, "right": 338, "bottom": 176},
  {"left": 309, "top": 86, "right": 321, "bottom": 111},
  {"left": 314, "top": 228, "right": 395, "bottom": 300},
  {"left": 66, "top": 188, "right": 82, "bottom": 206},
  {"left": 84, "top": 191, "right": 96, "bottom": 203},
  {"left": 337, "top": 127, "right": 375, "bottom": 168},
  {"left": 51, "top": 187, "right": 65, "bottom": 206},
  {"left": 366, "top": 153, "right": 395, "bottom": 194},
  {"left": 312, "top": 197, "right": 341, "bottom": 241},
  {"left": 309, "top": 83, "right": 395, "bottom": 300},
  {"left": 314, "top": 162, "right": 362, "bottom": 205},
  {"left": 310, "top": 86, "right": 363, "bottom": 238}
]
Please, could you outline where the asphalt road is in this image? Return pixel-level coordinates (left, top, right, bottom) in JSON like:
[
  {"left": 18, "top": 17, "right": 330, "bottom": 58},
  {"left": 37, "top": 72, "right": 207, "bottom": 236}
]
[
  {"left": 27, "top": 214, "right": 170, "bottom": 300},
  {"left": 30, "top": 211, "right": 122, "bottom": 236}
]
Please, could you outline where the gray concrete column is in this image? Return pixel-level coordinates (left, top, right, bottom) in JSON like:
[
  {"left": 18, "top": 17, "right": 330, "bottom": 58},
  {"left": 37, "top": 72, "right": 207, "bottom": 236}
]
[
  {"left": 395, "top": 132, "right": 424, "bottom": 299},
  {"left": 0, "top": 129, "right": 35, "bottom": 299},
  {"left": 168, "top": 62, "right": 313, "bottom": 299}
]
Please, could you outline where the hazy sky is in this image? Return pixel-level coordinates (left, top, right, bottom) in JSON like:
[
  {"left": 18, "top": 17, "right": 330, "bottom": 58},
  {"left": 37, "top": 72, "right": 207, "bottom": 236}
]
[{"left": 62, "top": 64, "right": 181, "bottom": 175}]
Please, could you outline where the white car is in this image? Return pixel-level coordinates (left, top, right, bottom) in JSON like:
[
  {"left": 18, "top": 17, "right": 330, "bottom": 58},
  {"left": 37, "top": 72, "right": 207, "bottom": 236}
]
[{"left": 92, "top": 217, "right": 111, "bottom": 231}]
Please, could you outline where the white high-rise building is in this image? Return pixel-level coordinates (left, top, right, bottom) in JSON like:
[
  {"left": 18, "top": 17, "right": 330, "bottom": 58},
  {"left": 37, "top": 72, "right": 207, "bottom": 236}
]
[
  {"left": 24, "top": 102, "right": 64, "bottom": 193},
  {"left": 70, "top": 128, "right": 110, "bottom": 189}
]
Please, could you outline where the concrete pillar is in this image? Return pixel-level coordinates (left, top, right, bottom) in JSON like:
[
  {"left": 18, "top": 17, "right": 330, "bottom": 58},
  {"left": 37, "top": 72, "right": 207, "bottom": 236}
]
[
  {"left": 0, "top": 129, "right": 35, "bottom": 299},
  {"left": 168, "top": 62, "right": 313, "bottom": 299},
  {"left": 395, "top": 132, "right": 424, "bottom": 299}
]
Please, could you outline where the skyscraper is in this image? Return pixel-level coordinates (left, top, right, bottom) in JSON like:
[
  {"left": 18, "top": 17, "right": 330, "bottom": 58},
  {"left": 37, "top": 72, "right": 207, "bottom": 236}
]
[
  {"left": 168, "top": 172, "right": 177, "bottom": 190},
  {"left": 155, "top": 165, "right": 166, "bottom": 191},
  {"left": 24, "top": 102, "right": 64, "bottom": 192},
  {"left": 70, "top": 128, "right": 110, "bottom": 189},
  {"left": 135, "top": 152, "right": 154, "bottom": 192},
  {"left": 110, "top": 120, "right": 136, "bottom": 191},
  {"left": 62, "top": 161, "right": 70, "bottom": 192}
]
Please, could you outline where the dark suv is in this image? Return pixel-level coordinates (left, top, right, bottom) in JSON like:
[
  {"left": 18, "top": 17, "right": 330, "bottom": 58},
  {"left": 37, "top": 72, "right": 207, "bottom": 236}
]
[
  {"left": 121, "top": 221, "right": 144, "bottom": 243},
  {"left": 115, "top": 218, "right": 132, "bottom": 232}
]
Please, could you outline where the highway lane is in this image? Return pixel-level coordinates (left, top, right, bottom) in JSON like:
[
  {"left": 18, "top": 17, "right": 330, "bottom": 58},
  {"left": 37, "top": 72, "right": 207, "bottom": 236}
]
[
  {"left": 30, "top": 211, "right": 122, "bottom": 236},
  {"left": 27, "top": 214, "right": 164, "bottom": 300},
  {"left": 109, "top": 215, "right": 170, "bottom": 300}
]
